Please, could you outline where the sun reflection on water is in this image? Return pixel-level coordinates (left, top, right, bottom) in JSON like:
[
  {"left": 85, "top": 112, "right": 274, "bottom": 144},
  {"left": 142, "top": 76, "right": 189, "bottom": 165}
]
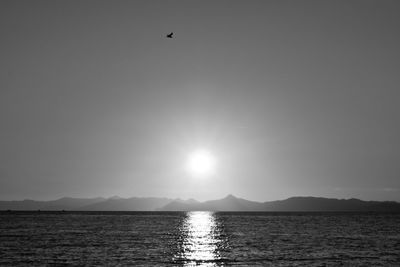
[{"left": 175, "top": 211, "right": 223, "bottom": 266}]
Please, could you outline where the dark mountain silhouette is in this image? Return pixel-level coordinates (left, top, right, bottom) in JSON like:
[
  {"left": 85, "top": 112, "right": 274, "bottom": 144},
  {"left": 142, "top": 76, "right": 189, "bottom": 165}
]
[
  {"left": 0, "top": 197, "right": 105, "bottom": 211},
  {"left": 159, "top": 194, "right": 264, "bottom": 211},
  {"left": 79, "top": 197, "right": 173, "bottom": 211},
  {"left": 159, "top": 195, "right": 400, "bottom": 212},
  {"left": 262, "top": 196, "right": 400, "bottom": 212},
  {"left": 1, "top": 195, "right": 400, "bottom": 212}
]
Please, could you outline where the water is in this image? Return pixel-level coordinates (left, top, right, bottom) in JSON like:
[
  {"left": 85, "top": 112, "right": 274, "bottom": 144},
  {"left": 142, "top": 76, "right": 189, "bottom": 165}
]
[{"left": 1, "top": 211, "right": 399, "bottom": 266}]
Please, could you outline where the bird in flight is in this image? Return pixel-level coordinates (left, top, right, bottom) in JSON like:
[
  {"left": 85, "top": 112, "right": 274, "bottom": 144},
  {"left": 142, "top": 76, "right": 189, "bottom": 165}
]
[{"left": 166, "top": 32, "right": 173, "bottom": 38}]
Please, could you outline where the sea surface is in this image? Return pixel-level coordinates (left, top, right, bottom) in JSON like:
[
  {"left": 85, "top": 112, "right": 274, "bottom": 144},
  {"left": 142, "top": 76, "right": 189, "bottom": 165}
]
[{"left": 0, "top": 211, "right": 399, "bottom": 266}]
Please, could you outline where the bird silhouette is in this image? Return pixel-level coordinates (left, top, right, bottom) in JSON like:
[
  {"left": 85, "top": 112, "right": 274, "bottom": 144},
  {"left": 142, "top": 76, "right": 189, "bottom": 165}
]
[{"left": 166, "top": 32, "right": 173, "bottom": 38}]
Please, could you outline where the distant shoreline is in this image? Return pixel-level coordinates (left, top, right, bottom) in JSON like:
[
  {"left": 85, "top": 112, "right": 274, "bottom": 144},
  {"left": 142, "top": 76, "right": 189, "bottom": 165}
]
[
  {"left": 1, "top": 195, "right": 400, "bottom": 212},
  {"left": 2, "top": 210, "right": 400, "bottom": 214}
]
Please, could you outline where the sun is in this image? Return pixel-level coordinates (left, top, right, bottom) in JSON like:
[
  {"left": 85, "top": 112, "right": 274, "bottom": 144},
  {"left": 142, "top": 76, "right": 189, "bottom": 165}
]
[{"left": 186, "top": 149, "right": 216, "bottom": 176}]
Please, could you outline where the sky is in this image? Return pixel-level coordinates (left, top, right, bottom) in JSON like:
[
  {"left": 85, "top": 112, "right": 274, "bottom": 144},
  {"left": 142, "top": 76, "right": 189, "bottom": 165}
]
[{"left": 1, "top": 0, "right": 400, "bottom": 201}]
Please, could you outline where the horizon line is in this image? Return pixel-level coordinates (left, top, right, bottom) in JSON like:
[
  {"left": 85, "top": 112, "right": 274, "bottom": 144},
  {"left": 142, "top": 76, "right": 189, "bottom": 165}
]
[{"left": 1, "top": 194, "right": 399, "bottom": 203}]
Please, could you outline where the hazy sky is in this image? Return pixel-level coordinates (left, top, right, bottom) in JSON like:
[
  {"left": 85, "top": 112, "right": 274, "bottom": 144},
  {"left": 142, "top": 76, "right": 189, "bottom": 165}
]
[{"left": 1, "top": 0, "right": 400, "bottom": 201}]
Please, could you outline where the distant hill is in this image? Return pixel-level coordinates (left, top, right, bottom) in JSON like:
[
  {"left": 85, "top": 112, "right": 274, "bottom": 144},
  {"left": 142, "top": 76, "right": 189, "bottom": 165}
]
[
  {"left": 0, "top": 196, "right": 172, "bottom": 211},
  {"left": 159, "top": 195, "right": 400, "bottom": 212},
  {"left": 262, "top": 197, "right": 400, "bottom": 212},
  {"left": 78, "top": 197, "right": 173, "bottom": 211},
  {"left": 1, "top": 195, "right": 400, "bottom": 212},
  {"left": 159, "top": 194, "right": 264, "bottom": 211},
  {"left": 0, "top": 197, "right": 105, "bottom": 211}
]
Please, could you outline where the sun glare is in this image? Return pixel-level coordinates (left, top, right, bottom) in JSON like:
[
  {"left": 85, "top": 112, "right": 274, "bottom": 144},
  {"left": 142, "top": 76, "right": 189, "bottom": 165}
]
[{"left": 186, "top": 149, "right": 216, "bottom": 177}]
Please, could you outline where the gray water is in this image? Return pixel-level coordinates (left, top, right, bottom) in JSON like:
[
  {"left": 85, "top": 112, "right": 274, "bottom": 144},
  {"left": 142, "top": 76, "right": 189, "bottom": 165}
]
[{"left": 0, "top": 211, "right": 399, "bottom": 266}]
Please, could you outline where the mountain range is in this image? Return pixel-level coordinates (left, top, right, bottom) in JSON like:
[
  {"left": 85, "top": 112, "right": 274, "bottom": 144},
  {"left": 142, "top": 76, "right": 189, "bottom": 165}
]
[{"left": 1, "top": 194, "right": 400, "bottom": 212}]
